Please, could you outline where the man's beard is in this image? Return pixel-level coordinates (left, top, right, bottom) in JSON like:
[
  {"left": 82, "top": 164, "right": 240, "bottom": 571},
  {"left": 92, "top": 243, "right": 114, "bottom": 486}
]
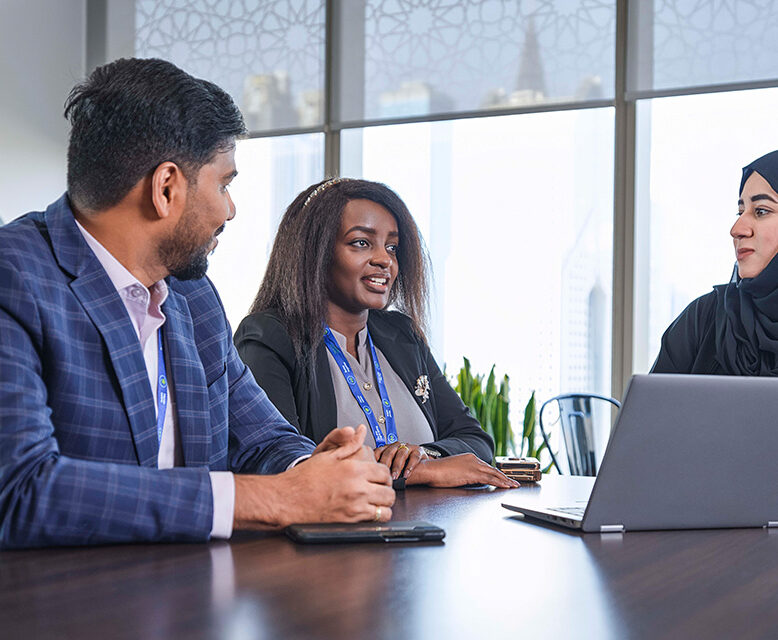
[
  {"left": 167, "top": 242, "right": 210, "bottom": 281},
  {"left": 158, "top": 204, "right": 224, "bottom": 281}
]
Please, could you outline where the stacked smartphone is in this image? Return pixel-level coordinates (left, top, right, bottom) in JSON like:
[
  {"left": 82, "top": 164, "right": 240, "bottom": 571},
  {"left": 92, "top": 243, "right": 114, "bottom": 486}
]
[{"left": 495, "top": 456, "right": 541, "bottom": 483}]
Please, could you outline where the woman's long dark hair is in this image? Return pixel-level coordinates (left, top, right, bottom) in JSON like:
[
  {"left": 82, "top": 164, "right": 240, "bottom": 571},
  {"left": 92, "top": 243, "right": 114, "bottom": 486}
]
[{"left": 250, "top": 178, "right": 431, "bottom": 367}]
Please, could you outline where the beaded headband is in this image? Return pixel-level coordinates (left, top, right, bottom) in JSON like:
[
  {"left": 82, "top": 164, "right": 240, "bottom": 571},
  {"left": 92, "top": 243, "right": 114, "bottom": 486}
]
[{"left": 302, "top": 177, "right": 353, "bottom": 209}]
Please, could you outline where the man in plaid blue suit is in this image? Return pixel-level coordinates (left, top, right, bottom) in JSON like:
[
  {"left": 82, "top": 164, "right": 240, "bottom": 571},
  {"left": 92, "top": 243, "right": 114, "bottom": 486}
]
[{"left": 0, "top": 58, "right": 395, "bottom": 548}]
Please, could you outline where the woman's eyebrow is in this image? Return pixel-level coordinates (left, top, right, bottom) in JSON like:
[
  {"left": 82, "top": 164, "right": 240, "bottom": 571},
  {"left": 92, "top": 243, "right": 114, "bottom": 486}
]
[
  {"left": 750, "top": 193, "right": 778, "bottom": 203},
  {"left": 344, "top": 225, "right": 377, "bottom": 235},
  {"left": 344, "top": 226, "right": 399, "bottom": 237}
]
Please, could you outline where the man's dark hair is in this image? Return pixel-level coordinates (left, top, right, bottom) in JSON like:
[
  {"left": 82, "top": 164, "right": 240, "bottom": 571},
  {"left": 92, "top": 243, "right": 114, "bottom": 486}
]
[
  {"left": 250, "top": 178, "right": 431, "bottom": 368},
  {"left": 64, "top": 58, "right": 246, "bottom": 211}
]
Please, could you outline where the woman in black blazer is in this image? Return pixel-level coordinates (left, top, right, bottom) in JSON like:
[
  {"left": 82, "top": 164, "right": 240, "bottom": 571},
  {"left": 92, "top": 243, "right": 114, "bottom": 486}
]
[{"left": 235, "top": 178, "right": 516, "bottom": 489}]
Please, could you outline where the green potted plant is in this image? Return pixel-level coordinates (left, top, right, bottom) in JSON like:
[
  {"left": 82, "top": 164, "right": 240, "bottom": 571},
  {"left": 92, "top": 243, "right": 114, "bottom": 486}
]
[{"left": 452, "top": 357, "right": 553, "bottom": 472}]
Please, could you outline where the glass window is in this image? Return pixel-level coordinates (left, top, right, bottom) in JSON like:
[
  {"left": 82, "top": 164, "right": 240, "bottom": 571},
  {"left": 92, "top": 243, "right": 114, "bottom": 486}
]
[
  {"left": 135, "top": 0, "right": 326, "bottom": 132},
  {"left": 341, "top": 108, "right": 614, "bottom": 415},
  {"left": 337, "top": 0, "right": 616, "bottom": 123},
  {"left": 632, "top": 88, "right": 778, "bottom": 372},
  {"left": 207, "top": 134, "right": 324, "bottom": 331},
  {"left": 629, "top": 0, "right": 778, "bottom": 93}
]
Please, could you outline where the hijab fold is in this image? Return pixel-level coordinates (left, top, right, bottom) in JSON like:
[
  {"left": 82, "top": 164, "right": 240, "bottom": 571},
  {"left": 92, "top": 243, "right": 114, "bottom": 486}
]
[{"left": 715, "top": 150, "right": 778, "bottom": 375}]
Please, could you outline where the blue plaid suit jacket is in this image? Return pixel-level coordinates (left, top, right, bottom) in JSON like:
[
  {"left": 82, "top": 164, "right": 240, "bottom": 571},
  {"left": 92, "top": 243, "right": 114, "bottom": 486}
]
[{"left": 0, "top": 195, "right": 315, "bottom": 548}]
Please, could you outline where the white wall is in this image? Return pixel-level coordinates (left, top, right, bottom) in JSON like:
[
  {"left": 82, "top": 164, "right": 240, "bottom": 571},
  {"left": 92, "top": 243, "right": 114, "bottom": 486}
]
[{"left": 0, "top": 1, "right": 86, "bottom": 222}]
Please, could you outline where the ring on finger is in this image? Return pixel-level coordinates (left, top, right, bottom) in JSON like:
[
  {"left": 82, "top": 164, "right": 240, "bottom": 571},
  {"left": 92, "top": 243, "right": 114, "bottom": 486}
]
[
  {"left": 373, "top": 506, "right": 382, "bottom": 522},
  {"left": 397, "top": 443, "right": 409, "bottom": 451}
]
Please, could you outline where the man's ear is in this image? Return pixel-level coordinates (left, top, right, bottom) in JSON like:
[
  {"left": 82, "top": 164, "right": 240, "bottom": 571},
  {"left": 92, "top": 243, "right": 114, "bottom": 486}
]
[{"left": 150, "top": 161, "right": 189, "bottom": 220}]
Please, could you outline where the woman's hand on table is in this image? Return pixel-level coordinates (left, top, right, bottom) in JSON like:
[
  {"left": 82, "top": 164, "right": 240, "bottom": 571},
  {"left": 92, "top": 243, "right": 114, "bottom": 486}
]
[
  {"left": 374, "top": 442, "right": 428, "bottom": 480},
  {"left": 405, "top": 453, "right": 520, "bottom": 489}
]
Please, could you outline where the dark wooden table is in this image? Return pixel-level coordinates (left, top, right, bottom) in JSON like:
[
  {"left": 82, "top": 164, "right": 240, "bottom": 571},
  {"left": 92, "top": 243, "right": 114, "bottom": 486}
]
[{"left": 3, "top": 476, "right": 778, "bottom": 639}]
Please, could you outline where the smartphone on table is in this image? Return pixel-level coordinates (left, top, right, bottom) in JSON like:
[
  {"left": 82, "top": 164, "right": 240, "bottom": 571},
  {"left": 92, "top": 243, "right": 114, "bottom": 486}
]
[
  {"left": 495, "top": 456, "right": 542, "bottom": 482},
  {"left": 285, "top": 521, "right": 445, "bottom": 544}
]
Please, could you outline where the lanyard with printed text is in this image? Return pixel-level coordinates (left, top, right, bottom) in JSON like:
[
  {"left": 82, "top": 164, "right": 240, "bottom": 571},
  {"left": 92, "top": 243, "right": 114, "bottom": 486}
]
[
  {"left": 156, "top": 328, "right": 168, "bottom": 446},
  {"left": 323, "top": 327, "right": 397, "bottom": 447}
]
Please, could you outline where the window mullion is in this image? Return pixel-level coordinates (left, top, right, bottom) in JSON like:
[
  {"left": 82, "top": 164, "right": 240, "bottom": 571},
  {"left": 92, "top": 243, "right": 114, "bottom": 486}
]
[{"left": 612, "top": 0, "right": 636, "bottom": 401}]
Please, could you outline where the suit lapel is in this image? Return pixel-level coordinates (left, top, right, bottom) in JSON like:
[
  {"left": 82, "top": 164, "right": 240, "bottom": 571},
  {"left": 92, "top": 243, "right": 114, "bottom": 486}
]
[
  {"left": 48, "top": 197, "right": 160, "bottom": 467},
  {"left": 162, "top": 289, "right": 211, "bottom": 467}
]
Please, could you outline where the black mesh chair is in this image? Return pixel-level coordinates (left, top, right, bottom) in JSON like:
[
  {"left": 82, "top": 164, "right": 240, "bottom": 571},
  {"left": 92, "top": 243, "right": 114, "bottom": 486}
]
[{"left": 538, "top": 393, "right": 621, "bottom": 476}]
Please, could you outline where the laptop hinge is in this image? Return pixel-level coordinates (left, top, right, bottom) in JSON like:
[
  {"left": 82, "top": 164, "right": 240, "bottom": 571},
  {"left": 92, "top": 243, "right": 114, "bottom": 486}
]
[
  {"left": 766, "top": 521, "right": 778, "bottom": 528},
  {"left": 600, "top": 524, "right": 624, "bottom": 533}
]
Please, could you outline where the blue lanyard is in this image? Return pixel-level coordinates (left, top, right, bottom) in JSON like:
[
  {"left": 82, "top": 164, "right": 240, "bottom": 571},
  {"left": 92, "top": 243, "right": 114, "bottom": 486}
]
[
  {"left": 323, "top": 327, "right": 397, "bottom": 447},
  {"left": 156, "top": 328, "right": 168, "bottom": 446}
]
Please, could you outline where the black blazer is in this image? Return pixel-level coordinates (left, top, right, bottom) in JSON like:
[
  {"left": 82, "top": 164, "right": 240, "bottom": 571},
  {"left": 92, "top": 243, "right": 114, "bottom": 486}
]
[{"left": 234, "top": 308, "right": 494, "bottom": 462}]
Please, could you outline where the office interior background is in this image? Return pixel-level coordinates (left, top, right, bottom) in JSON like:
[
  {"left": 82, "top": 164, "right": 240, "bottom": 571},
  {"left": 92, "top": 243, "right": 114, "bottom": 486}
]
[{"left": 3, "top": 0, "right": 778, "bottom": 448}]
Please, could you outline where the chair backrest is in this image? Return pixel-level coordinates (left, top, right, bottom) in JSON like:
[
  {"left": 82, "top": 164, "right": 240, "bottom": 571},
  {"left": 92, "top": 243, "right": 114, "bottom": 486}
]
[{"left": 538, "top": 393, "right": 621, "bottom": 476}]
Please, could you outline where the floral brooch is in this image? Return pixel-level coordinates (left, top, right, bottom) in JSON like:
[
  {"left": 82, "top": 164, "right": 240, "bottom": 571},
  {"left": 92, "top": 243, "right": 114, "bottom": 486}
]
[{"left": 414, "top": 375, "right": 430, "bottom": 404}]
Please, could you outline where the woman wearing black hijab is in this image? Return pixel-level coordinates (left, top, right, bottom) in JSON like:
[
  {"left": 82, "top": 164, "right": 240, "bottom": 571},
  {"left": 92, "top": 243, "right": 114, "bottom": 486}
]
[{"left": 652, "top": 150, "right": 778, "bottom": 374}]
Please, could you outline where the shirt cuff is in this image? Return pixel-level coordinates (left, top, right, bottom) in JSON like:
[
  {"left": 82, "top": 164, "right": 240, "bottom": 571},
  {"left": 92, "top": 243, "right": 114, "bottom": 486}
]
[
  {"left": 209, "top": 471, "right": 235, "bottom": 539},
  {"left": 287, "top": 454, "right": 311, "bottom": 470}
]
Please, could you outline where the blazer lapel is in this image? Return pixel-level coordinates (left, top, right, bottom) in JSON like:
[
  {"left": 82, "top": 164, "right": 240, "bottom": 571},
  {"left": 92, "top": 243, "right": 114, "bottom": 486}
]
[
  {"left": 309, "top": 340, "right": 338, "bottom": 443},
  {"left": 48, "top": 196, "right": 159, "bottom": 467},
  {"left": 162, "top": 289, "right": 211, "bottom": 467}
]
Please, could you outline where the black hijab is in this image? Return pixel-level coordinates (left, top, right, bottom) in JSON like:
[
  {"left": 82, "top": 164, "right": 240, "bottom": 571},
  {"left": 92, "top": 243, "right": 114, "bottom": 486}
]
[{"left": 714, "top": 150, "right": 778, "bottom": 375}]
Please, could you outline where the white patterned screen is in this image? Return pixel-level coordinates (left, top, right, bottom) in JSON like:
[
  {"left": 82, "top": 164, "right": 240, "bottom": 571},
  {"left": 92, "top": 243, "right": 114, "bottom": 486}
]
[
  {"left": 135, "top": 0, "right": 325, "bottom": 132},
  {"left": 630, "top": 0, "right": 778, "bottom": 91},
  {"left": 338, "top": 0, "right": 616, "bottom": 122}
]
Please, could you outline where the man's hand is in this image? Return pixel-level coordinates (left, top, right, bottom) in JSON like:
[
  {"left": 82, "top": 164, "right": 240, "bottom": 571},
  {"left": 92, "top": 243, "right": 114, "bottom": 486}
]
[
  {"left": 374, "top": 442, "right": 428, "bottom": 480},
  {"left": 313, "top": 424, "right": 373, "bottom": 462},
  {"left": 233, "top": 425, "right": 394, "bottom": 529},
  {"left": 405, "top": 453, "right": 520, "bottom": 489}
]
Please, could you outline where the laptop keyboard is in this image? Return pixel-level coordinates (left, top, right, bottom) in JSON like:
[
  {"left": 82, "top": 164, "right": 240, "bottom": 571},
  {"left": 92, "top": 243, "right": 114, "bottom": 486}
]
[{"left": 549, "top": 506, "right": 586, "bottom": 517}]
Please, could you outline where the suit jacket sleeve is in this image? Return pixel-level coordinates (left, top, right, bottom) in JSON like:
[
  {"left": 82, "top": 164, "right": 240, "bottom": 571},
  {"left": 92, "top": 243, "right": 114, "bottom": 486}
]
[
  {"left": 0, "top": 259, "right": 213, "bottom": 548},
  {"left": 0, "top": 258, "right": 315, "bottom": 549},
  {"left": 183, "top": 279, "right": 315, "bottom": 473},
  {"left": 221, "top": 328, "right": 314, "bottom": 472},
  {"left": 233, "top": 311, "right": 304, "bottom": 431}
]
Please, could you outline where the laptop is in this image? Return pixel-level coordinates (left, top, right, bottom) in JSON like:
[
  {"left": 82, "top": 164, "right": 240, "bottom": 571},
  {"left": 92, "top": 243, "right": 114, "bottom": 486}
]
[{"left": 502, "top": 374, "right": 778, "bottom": 533}]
